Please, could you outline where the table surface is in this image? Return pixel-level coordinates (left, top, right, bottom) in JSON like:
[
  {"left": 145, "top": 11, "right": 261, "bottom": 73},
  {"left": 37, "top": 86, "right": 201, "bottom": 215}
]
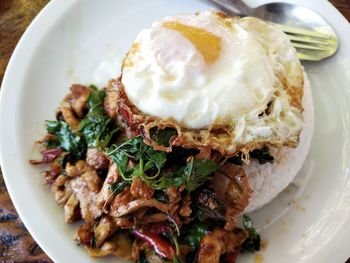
[{"left": 0, "top": 0, "right": 349, "bottom": 262}]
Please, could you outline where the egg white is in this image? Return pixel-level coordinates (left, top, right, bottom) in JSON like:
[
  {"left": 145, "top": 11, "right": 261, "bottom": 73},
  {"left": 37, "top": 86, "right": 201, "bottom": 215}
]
[{"left": 121, "top": 12, "right": 304, "bottom": 152}]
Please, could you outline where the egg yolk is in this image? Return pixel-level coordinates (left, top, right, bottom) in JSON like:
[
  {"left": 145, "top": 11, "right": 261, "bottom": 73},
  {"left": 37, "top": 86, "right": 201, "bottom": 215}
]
[{"left": 163, "top": 22, "right": 222, "bottom": 64}]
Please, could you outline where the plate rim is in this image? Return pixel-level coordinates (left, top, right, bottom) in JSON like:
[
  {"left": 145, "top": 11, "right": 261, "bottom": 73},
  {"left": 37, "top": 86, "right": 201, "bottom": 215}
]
[{"left": 0, "top": 0, "right": 350, "bottom": 262}]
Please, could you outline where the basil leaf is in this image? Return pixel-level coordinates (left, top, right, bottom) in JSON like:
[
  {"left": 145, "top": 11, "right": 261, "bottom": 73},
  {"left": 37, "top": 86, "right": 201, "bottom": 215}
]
[
  {"left": 153, "top": 190, "right": 169, "bottom": 203},
  {"left": 250, "top": 146, "right": 274, "bottom": 164},
  {"left": 46, "top": 120, "right": 86, "bottom": 161},
  {"left": 144, "top": 145, "right": 167, "bottom": 171},
  {"left": 241, "top": 215, "right": 261, "bottom": 252},
  {"left": 154, "top": 158, "right": 219, "bottom": 192},
  {"left": 227, "top": 153, "right": 243, "bottom": 165},
  {"left": 80, "top": 115, "right": 119, "bottom": 149},
  {"left": 184, "top": 158, "right": 219, "bottom": 192},
  {"left": 150, "top": 127, "right": 177, "bottom": 147},
  {"left": 108, "top": 181, "right": 129, "bottom": 195},
  {"left": 89, "top": 84, "right": 98, "bottom": 91},
  {"left": 79, "top": 89, "right": 119, "bottom": 150},
  {"left": 157, "top": 172, "right": 185, "bottom": 189},
  {"left": 87, "top": 89, "right": 106, "bottom": 114},
  {"left": 108, "top": 143, "right": 130, "bottom": 177},
  {"left": 180, "top": 221, "right": 208, "bottom": 249},
  {"left": 43, "top": 138, "right": 60, "bottom": 149},
  {"left": 228, "top": 146, "right": 274, "bottom": 166},
  {"left": 108, "top": 137, "right": 218, "bottom": 192},
  {"left": 107, "top": 136, "right": 166, "bottom": 182}
]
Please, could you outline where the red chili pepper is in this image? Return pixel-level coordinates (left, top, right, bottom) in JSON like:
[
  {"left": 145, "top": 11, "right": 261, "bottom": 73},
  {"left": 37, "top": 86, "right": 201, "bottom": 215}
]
[
  {"left": 30, "top": 148, "right": 63, "bottom": 164},
  {"left": 147, "top": 223, "right": 173, "bottom": 235},
  {"left": 132, "top": 228, "right": 175, "bottom": 259},
  {"left": 119, "top": 106, "right": 131, "bottom": 126},
  {"left": 225, "top": 251, "right": 240, "bottom": 263}
]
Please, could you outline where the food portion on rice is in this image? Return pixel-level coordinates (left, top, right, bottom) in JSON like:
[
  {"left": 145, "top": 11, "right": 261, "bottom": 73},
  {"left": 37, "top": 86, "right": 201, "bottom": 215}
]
[{"left": 31, "top": 11, "right": 313, "bottom": 263}]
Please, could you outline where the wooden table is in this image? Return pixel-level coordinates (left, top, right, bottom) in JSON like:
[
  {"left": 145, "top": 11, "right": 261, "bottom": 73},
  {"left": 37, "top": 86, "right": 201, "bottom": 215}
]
[{"left": 0, "top": 1, "right": 349, "bottom": 262}]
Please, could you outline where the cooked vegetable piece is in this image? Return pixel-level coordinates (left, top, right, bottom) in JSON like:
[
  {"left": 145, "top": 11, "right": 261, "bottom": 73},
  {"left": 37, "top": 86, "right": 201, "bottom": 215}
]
[
  {"left": 158, "top": 158, "right": 219, "bottom": 192},
  {"left": 108, "top": 137, "right": 219, "bottom": 191},
  {"left": 89, "top": 84, "right": 98, "bottom": 91},
  {"left": 108, "top": 181, "right": 130, "bottom": 196},
  {"left": 33, "top": 84, "right": 267, "bottom": 263},
  {"left": 46, "top": 120, "right": 86, "bottom": 161},
  {"left": 43, "top": 138, "right": 60, "bottom": 149},
  {"left": 30, "top": 148, "right": 63, "bottom": 164},
  {"left": 132, "top": 228, "right": 175, "bottom": 259},
  {"left": 79, "top": 89, "right": 119, "bottom": 150},
  {"left": 180, "top": 220, "right": 209, "bottom": 249},
  {"left": 154, "top": 172, "right": 184, "bottom": 190},
  {"left": 153, "top": 190, "right": 169, "bottom": 203},
  {"left": 241, "top": 215, "right": 261, "bottom": 252},
  {"left": 228, "top": 146, "right": 274, "bottom": 166},
  {"left": 250, "top": 146, "right": 274, "bottom": 164},
  {"left": 227, "top": 154, "right": 243, "bottom": 165},
  {"left": 182, "top": 157, "right": 219, "bottom": 192},
  {"left": 107, "top": 136, "right": 167, "bottom": 183},
  {"left": 222, "top": 251, "right": 240, "bottom": 263},
  {"left": 136, "top": 257, "right": 149, "bottom": 263},
  {"left": 150, "top": 127, "right": 177, "bottom": 147},
  {"left": 87, "top": 89, "right": 106, "bottom": 113}
]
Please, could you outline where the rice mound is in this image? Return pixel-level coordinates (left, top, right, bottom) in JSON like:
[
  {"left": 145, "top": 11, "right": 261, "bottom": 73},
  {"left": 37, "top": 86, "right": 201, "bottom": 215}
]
[{"left": 244, "top": 72, "right": 314, "bottom": 213}]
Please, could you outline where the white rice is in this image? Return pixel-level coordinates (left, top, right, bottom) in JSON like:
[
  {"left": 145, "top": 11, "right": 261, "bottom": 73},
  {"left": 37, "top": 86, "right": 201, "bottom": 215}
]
[{"left": 243, "top": 73, "right": 314, "bottom": 213}]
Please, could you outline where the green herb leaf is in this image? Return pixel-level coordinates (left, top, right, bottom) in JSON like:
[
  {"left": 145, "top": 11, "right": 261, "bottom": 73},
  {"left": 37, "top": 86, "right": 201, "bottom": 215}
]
[
  {"left": 87, "top": 89, "right": 106, "bottom": 114},
  {"left": 79, "top": 89, "right": 119, "bottom": 150},
  {"left": 43, "top": 138, "right": 60, "bottom": 149},
  {"left": 56, "top": 153, "right": 70, "bottom": 169},
  {"left": 144, "top": 145, "right": 167, "bottom": 172},
  {"left": 135, "top": 253, "right": 149, "bottom": 263},
  {"left": 227, "top": 153, "right": 243, "bottom": 165},
  {"left": 108, "top": 136, "right": 142, "bottom": 178},
  {"left": 180, "top": 221, "right": 208, "bottom": 249},
  {"left": 154, "top": 159, "right": 218, "bottom": 192},
  {"left": 183, "top": 158, "right": 219, "bottom": 192},
  {"left": 108, "top": 180, "right": 129, "bottom": 195},
  {"left": 241, "top": 215, "right": 261, "bottom": 252},
  {"left": 250, "top": 146, "right": 274, "bottom": 164},
  {"left": 107, "top": 136, "right": 167, "bottom": 183},
  {"left": 89, "top": 84, "right": 98, "bottom": 91},
  {"left": 228, "top": 146, "right": 274, "bottom": 165},
  {"left": 46, "top": 120, "right": 86, "bottom": 161},
  {"left": 108, "top": 137, "right": 218, "bottom": 192},
  {"left": 153, "top": 190, "right": 169, "bottom": 203},
  {"left": 150, "top": 127, "right": 177, "bottom": 147},
  {"left": 156, "top": 173, "right": 185, "bottom": 190},
  {"left": 173, "top": 256, "right": 185, "bottom": 263},
  {"left": 79, "top": 115, "right": 119, "bottom": 149}
]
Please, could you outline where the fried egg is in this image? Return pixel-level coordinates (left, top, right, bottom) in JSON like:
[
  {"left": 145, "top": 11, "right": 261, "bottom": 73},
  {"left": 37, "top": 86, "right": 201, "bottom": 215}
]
[{"left": 120, "top": 11, "right": 304, "bottom": 156}]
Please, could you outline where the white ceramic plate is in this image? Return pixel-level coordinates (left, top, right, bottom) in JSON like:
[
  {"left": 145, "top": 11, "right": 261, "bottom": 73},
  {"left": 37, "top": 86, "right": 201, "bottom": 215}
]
[{"left": 1, "top": 0, "right": 350, "bottom": 262}]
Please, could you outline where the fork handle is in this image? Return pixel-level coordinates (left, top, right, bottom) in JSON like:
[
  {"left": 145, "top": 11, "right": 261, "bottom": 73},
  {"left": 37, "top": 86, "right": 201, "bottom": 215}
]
[{"left": 209, "top": 0, "right": 254, "bottom": 16}]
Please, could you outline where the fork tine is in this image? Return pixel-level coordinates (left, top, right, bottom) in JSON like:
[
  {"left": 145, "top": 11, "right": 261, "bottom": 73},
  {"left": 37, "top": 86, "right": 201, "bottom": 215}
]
[
  {"left": 287, "top": 34, "right": 330, "bottom": 46},
  {"left": 292, "top": 42, "right": 328, "bottom": 51},
  {"left": 272, "top": 23, "right": 332, "bottom": 39}
]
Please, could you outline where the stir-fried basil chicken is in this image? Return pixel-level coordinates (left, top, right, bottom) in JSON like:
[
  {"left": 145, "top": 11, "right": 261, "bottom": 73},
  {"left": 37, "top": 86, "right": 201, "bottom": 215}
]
[{"left": 31, "top": 84, "right": 262, "bottom": 262}]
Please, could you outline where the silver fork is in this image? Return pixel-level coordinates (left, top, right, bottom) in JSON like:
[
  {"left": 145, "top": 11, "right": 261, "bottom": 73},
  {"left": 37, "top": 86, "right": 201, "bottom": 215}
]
[{"left": 205, "top": 0, "right": 339, "bottom": 61}]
